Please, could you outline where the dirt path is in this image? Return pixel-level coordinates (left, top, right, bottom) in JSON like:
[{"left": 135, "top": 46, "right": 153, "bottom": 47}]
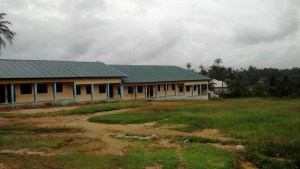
[{"left": 0, "top": 105, "right": 80, "bottom": 114}]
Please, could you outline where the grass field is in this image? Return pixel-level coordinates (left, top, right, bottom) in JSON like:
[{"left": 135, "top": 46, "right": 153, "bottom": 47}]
[{"left": 0, "top": 98, "right": 299, "bottom": 169}]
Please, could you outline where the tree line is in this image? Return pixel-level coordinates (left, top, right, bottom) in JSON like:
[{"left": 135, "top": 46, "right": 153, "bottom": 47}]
[{"left": 187, "top": 59, "right": 300, "bottom": 98}]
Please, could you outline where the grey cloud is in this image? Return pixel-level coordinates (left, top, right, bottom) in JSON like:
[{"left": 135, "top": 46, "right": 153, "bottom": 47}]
[
  {"left": 234, "top": 8, "right": 299, "bottom": 44},
  {"left": 0, "top": 0, "right": 299, "bottom": 69}
]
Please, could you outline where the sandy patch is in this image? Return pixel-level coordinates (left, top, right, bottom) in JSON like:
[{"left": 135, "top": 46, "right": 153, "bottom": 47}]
[
  {"left": 206, "top": 143, "right": 245, "bottom": 152},
  {"left": 235, "top": 160, "right": 259, "bottom": 169},
  {"left": 0, "top": 106, "right": 80, "bottom": 114},
  {"left": 145, "top": 164, "right": 163, "bottom": 169},
  {"left": 0, "top": 149, "right": 55, "bottom": 157}
]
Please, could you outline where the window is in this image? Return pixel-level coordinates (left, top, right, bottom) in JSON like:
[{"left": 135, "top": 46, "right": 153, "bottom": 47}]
[
  {"left": 138, "top": 86, "right": 143, "bottom": 93},
  {"left": 172, "top": 84, "right": 176, "bottom": 91},
  {"left": 99, "top": 85, "right": 106, "bottom": 93},
  {"left": 56, "top": 83, "right": 63, "bottom": 93},
  {"left": 37, "top": 84, "right": 48, "bottom": 94},
  {"left": 179, "top": 86, "right": 183, "bottom": 92},
  {"left": 186, "top": 86, "right": 190, "bottom": 92},
  {"left": 157, "top": 85, "right": 160, "bottom": 91},
  {"left": 76, "top": 86, "right": 81, "bottom": 95},
  {"left": 86, "top": 85, "right": 92, "bottom": 94},
  {"left": 194, "top": 85, "right": 197, "bottom": 91},
  {"left": 128, "top": 86, "right": 133, "bottom": 94},
  {"left": 20, "top": 84, "right": 32, "bottom": 94}
]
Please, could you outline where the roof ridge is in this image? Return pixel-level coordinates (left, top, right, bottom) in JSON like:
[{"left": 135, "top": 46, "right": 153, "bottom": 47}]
[{"left": 0, "top": 59, "right": 104, "bottom": 64}]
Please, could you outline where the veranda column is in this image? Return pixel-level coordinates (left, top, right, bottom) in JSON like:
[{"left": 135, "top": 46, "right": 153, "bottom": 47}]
[
  {"left": 207, "top": 83, "right": 209, "bottom": 95},
  {"left": 91, "top": 84, "right": 94, "bottom": 102},
  {"left": 175, "top": 84, "right": 177, "bottom": 96},
  {"left": 10, "top": 83, "right": 15, "bottom": 106},
  {"left": 165, "top": 84, "right": 167, "bottom": 96},
  {"left": 107, "top": 83, "right": 110, "bottom": 100},
  {"left": 192, "top": 84, "right": 194, "bottom": 97},
  {"left": 183, "top": 84, "right": 186, "bottom": 95},
  {"left": 145, "top": 85, "right": 148, "bottom": 99},
  {"left": 53, "top": 82, "right": 57, "bottom": 102},
  {"left": 135, "top": 85, "right": 138, "bottom": 100},
  {"left": 120, "top": 83, "right": 124, "bottom": 100},
  {"left": 34, "top": 82, "right": 38, "bottom": 104},
  {"left": 73, "top": 83, "right": 77, "bottom": 102}
]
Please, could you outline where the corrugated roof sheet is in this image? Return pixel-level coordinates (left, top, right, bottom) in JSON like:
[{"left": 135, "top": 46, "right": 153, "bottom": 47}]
[
  {"left": 110, "top": 65, "right": 210, "bottom": 83},
  {"left": 0, "top": 59, "right": 126, "bottom": 79}
]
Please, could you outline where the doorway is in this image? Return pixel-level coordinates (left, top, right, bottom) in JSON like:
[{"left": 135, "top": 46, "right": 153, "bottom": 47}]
[
  {"left": 0, "top": 85, "right": 5, "bottom": 103},
  {"left": 148, "top": 85, "right": 154, "bottom": 97},
  {"left": 109, "top": 84, "right": 114, "bottom": 98}
]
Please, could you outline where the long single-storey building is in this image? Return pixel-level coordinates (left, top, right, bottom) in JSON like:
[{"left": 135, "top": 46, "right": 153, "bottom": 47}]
[{"left": 0, "top": 59, "right": 210, "bottom": 106}]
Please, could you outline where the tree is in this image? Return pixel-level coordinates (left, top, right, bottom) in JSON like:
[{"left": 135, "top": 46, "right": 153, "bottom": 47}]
[
  {"left": 214, "top": 58, "right": 224, "bottom": 93},
  {"left": 198, "top": 65, "right": 208, "bottom": 75},
  {"left": 186, "top": 63, "right": 192, "bottom": 70},
  {"left": 0, "top": 13, "right": 16, "bottom": 50}
]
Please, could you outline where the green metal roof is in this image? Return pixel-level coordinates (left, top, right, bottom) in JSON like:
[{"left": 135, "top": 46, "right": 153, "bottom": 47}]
[
  {"left": 0, "top": 59, "right": 126, "bottom": 79},
  {"left": 110, "top": 65, "right": 210, "bottom": 84}
]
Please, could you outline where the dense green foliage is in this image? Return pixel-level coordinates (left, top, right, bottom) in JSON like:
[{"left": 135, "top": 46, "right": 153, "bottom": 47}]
[{"left": 197, "top": 58, "right": 300, "bottom": 98}]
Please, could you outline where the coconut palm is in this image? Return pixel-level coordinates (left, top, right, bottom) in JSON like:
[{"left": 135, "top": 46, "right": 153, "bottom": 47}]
[
  {"left": 0, "top": 13, "right": 16, "bottom": 50},
  {"left": 186, "top": 63, "right": 192, "bottom": 70}
]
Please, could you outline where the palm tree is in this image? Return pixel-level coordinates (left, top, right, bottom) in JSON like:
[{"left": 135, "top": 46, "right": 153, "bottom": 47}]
[
  {"left": 214, "top": 58, "right": 224, "bottom": 93},
  {"left": 186, "top": 63, "right": 192, "bottom": 70},
  {"left": 0, "top": 13, "right": 16, "bottom": 50}
]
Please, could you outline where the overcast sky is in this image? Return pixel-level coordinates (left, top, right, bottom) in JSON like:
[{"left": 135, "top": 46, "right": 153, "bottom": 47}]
[{"left": 1, "top": 0, "right": 299, "bottom": 70}]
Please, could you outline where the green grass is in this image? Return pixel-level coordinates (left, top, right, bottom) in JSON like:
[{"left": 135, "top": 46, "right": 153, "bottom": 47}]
[
  {"left": 0, "top": 101, "right": 147, "bottom": 118},
  {"left": 88, "top": 111, "right": 169, "bottom": 124},
  {"left": 89, "top": 98, "right": 300, "bottom": 168},
  {"left": 183, "top": 144, "right": 235, "bottom": 169}
]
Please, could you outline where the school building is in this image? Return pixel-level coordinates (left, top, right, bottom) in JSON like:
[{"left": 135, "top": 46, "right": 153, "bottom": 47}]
[{"left": 0, "top": 59, "right": 210, "bottom": 106}]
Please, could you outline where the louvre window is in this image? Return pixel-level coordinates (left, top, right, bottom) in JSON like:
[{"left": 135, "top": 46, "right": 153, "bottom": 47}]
[
  {"left": 76, "top": 86, "right": 81, "bottom": 95},
  {"left": 128, "top": 86, "right": 133, "bottom": 94},
  {"left": 172, "top": 84, "right": 176, "bottom": 90},
  {"left": 138, "top": 86, "right": 143, "bottom": 93},
  {"left": 179, "top": 86, "right": 183, "bottom": 92},
  {"left": 86, "top": 85, "right": 92, "bottom": 94},
  {"left": 56, "top": 83, "right": 63, "bottom": 93},
  {"left": 99, "top": 85, "right": 106, "bottom": 93},
  {"left": 186, "top": 86, "right": 190, "bottom": 92},
  {"left": 37, "top": 84, "right": 48, "bottom": 94},
  {"left": 20, "top": 84, "right": 32, "bottom": 94}
]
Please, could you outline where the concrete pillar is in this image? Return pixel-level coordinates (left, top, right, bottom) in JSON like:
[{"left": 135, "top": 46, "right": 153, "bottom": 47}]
[
  {"left": 165, "top": 84, "right": 167, "bottom": 96},
  {"left": 192, "top": 84, "right": 194, "bottom": 97},
  {"left": 200, "top": 84, "right": 202, "bottom": 96},
  {"left": 73, "top": 83, "right": 77, "bottom": 102},
  {"left": 107, "top": 83, "right": 110, "bottom": 100},
  {"left": 183, "top": 84, "right": 186, "bottom": 95},
  {"left": 34, "top": 82, "right": 38, "bottom": 104},
  {"left": 53, "top": 82, "right": 57, "bottom": 102},
  {"left": 120, "top": 83, "right": 124, "bottom": 99},
  {"left": 10, "top": 83, "right": 15, "bottom": 106},
  {"left": 207, "top": 83, "right": 209, "bottom": 95},
  {"left": 91, "top": 84, "right": 94, "bottom": 102},
  {"left": 145, "top": 85, "right": 148, "bottom": 99},
  {"left": 156, "top": 84, "right": 158, "bottom": 98}
]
